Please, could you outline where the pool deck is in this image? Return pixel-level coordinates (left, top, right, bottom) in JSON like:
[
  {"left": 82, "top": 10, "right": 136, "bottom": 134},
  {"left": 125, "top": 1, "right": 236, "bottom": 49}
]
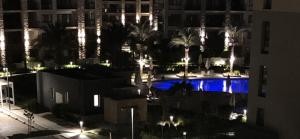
[{"left": 154, "top": 73, "right": 249, "bottom": 81}]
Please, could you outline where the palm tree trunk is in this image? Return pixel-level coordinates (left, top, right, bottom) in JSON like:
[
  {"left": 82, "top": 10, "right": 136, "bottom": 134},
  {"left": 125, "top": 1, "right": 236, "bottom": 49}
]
[
  {"left": 139, "top": 52, "right": 143, "bottom": 78},
  {"left": 184, "top": 48, "right": 189, "bottom": 77}
]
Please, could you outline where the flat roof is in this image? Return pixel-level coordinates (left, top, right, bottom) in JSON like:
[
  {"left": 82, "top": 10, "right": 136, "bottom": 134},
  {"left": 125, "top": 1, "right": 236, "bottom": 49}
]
[{"left": 41, "top": 65, "right": 130, "bottom": 80}]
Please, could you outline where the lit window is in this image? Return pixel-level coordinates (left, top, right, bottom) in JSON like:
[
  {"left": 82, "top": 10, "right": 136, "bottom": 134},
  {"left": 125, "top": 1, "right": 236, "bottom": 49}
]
[{"left": 93, "top": 94, "right": 100, "bottom": 107}]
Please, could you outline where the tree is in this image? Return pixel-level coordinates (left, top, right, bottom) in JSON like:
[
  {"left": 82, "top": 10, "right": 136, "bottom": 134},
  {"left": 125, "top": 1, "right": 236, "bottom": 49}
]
[
  {"left": 101, "top": 21, "right": 132, "bottom": 68},
  {"left": 170, "top": 28, "right": 200, "bottom": 77},
  {"left": 219, "top": 26, "right": 249, "bottom": 73},
  {"left": 129, "top": 22, "right": 158, "bottom": 77},
  {"left": 31, "top": 23, "right": 77, "bottom": 67}
]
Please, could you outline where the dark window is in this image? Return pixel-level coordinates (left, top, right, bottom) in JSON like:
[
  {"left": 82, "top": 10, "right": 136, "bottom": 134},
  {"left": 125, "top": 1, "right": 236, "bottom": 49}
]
[
  {"left": 141, "top": 4, "right": 149, "bottom": 13},
  {"left": 185, "top": 14, "right": 200, "bottom": 27},
  {"left": 85, "top": 0, "right": 95, "bottom": 9},
  {"left": 57, "top": 0, "right": 76, "bottom": 9},
  {"left": 4, "top": 13, "right": 22, "bottom": 29},
  {"left": 169, "top": 0, "right": 181, "bottom": 6},
  {"left": 206, "top": 0, "right": 226, "bottom": 10},
  {"left": 206, "top": 14, "right": 224, "bottom": 27},
  {"left": 231, "top": 0, "right": 246, "bottom": 11},
  {"left": 125, "top": 4, "right": 136, "bottom": 13},
  {"left": 28, "top": 0, "right": 39, "bottom": 10},
  {"left": 261, "top": 21, "right": 270, "bottom": 54},
  {"left": 168, "top": 14, "right": 181, "bottom": 26},
  {"left": 263, "top": 0, "right": 272, "bottom": 9},
  {"left": 42, "top": 14, "right": 53, "bottom": 24},
  {"left": 256, "top": 108, "right": 264, "bottom": 126},
  {"left": 258, "top": 65, "right": 267, "bottom": 97},
  {"left": 3, "top": 0, "right": 21, "bottom": 10},
  {"left": 41, "top": 0, "right": 52, "bottom": 9},
  {"left": 28, "top": 12, "right": 39, "bottom": 28},
  {"left": 57, "top": 14, "right": 73, "bottom": 26},
  {"left": 85, "top": 12, "right": 95, "bottom": 27},
  {"left": 185, "top": 0, "right": 201, "bottom": 10},
  {"left": 5, "top": 31, "right": 23, "bottom": 63}
]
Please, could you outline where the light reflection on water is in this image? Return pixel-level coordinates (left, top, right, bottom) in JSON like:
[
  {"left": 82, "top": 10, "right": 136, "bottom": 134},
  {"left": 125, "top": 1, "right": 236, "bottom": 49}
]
[{"left": 152, "top": 78, "right": 248, "bottom": 94}]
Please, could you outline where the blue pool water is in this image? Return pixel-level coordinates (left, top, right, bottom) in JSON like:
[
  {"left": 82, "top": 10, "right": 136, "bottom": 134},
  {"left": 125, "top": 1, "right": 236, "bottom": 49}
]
[{"left": 152, "top": 78, "right": 249, "bottom": 94}]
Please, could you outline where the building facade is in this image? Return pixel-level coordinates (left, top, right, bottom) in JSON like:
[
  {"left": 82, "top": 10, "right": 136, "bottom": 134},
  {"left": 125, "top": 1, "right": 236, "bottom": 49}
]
[
  {"left": 0, "top": 0, "right": 157, "bottom": 67},
  {"left": 248, "top": 0, "right": 300, "bottom": 139},
  {"left": 36, "top": 68, "right": 135, "bottom": 115},
  {"left": 0, "top": 0, "right": 252, "bottom": 67}
]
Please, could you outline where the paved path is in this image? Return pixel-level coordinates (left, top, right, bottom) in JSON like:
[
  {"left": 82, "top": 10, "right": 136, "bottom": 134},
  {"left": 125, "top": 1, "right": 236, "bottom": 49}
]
[
  {"left": 0, "top": 110, "right": 32, "bottom": 138},
  {"left": 0, "top": 104, "right": 102, "bottom": 139}
]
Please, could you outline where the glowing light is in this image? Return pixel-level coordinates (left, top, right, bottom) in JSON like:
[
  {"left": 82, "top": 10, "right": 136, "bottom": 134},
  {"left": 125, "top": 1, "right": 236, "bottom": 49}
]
[
  {"left": 79, "top": 121, "right": 84, "bottom": 133},
  {"left": 200, "top": 80, "right": 204, "bottom": 90},
  {"left": 223, "top": 80, "right": 227, "bottom": 92},
  {"left": 78, "top": 28, "right": 86, "bottom": 59},
  {"left": 230, "top": 52, "right": 235, "bottom": 73},
  {"left": 121, "top": 14, "right": 125, "bottom": 25},
  {"left": 136, "top": 15, "right": 140, "bottom": 23},
  {"left": 169, "top": 115, "right": 174, "bottom": 122},
  {"left": 149, "top": 14, "right": 153, "bottom": 26},
  {"left": 137, "top": 89, "right": 141, "bottom": 95},
  {"left": 97, "top": 37, "right": 101, "bottom": 44}
]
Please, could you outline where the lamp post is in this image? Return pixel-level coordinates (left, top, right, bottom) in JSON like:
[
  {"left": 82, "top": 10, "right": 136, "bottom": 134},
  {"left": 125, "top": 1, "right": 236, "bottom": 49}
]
[
  {"left": 131, "top": 107, "right": 134, "bottom": 139},
  {"left": 79, "top": 121, "right": 84, "bottom": 133},
  {"left": 122, "top": 106, "right": 135, "bottom": 139},
  {"left": 3, "top": 67, "right": 10, "bottom": 110},
  {"left": 183, "top": 131, "right": 187, "bottom": 139}
]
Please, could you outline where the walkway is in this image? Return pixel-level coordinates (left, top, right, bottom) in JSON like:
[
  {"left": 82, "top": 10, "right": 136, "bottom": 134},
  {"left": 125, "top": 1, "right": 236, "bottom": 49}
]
[{"left": 0, "top": 104, "right": 98, "bottom": 139}]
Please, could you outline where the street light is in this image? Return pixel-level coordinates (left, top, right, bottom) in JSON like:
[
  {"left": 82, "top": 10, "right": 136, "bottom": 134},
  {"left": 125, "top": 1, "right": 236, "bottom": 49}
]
[
  {"left": 169, "top": 115, "right": 174, "bottom": 122},
  {"left": 183, "top": 131, "right": 187, "bottom": 139},
  {"left": 79, "top": 121, "right": 84, "bottom": 133},
  {"left": 122, "top": 106, "right": 135, "bottom": 139},
  {"left": 131, "top": 107, "right": 134, "bottom": 139}
]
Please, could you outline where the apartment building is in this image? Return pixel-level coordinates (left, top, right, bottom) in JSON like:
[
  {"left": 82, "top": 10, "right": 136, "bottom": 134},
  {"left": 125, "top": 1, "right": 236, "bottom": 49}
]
[
  {"left": 0, "top": 0, "right": 156, "bottom": 67},
  {"left": 248, "top": 0, "right": 300, "bottom": 139}
]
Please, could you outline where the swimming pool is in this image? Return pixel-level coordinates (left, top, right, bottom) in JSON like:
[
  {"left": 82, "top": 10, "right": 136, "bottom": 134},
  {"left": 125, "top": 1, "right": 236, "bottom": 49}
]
[{"left": 152, "top": 78, "right": 249, "bottom": 94}]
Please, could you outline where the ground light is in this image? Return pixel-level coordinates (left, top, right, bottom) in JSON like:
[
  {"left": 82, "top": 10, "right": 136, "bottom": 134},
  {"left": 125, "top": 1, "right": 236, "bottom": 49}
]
[
  {"left": 183, "top": 131, "right": 187, "bottom": 139},
  {"left": 79, "top": 121, "right": 84, "bottom": 133}
]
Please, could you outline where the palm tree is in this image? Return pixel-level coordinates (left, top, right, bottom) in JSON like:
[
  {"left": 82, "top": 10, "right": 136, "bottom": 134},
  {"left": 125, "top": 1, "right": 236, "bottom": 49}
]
[
  {"left": 219, "top": 26, "right": 249, "bottom": 73},
  {"left": 129, "top": 22, "right": 158, "bottom": 78},
  {"left": 101, "top": 21, "right": 131, "bottom": 68},
  {"left": 31, "top": 23, "right": 77, "bottom": 67},
  {"left": 170, "top": 28, "right": 200, "bottom": 77}
]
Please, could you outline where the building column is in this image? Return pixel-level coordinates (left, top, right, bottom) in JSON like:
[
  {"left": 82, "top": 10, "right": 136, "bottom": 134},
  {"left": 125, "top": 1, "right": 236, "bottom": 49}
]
[
  {"left": 78, "top": 0, "right": 86, "bottom": 60},
  {"left": 224, "top": 0, "right": 232, "bottom": 51},
  {"left": 95, "top": 0, "right": 102, "bottom": 57},
  {"left": 199, "top": 0, "right": 207, "bottom": 52},
  {"left": 21, "top": 0, "right": 30, "bottom": 68},
  {"left": 9, "top": 82, "right": 15, "bottom": 105},
  {"left": 121, "top": 0, "right": 125, "bottom": 25},
  {"left": 149, "top": 0, "right": 153, "bottom": 27},
  {"left": 0, "top": 0, "right": 6, "bottom": 67},
  {"left": 136, "top": 0, "right": 141, "bottom": 23},
  {"left": 0, "top": 86, "right": 3, "bottom": 108}
]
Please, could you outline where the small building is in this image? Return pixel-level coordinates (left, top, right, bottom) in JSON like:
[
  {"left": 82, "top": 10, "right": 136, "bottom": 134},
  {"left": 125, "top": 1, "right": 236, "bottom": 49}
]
[
  {"left": 36, "top": 66, "right": 136, "bottom": 116},
  {"left": 104, "top": 93, "right": 147, "bottom": 124}
]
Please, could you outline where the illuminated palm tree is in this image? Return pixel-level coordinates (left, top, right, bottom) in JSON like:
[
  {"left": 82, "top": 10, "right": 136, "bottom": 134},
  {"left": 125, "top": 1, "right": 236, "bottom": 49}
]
[
  {"left": 129, "top": 22, "right": 157, "bottom": 77},
  {"left": 170, "top": 28, "right": 200, "bottom": 77},
  {"left": 219, "top": 26, "right": 249, "bottom": 73}
]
